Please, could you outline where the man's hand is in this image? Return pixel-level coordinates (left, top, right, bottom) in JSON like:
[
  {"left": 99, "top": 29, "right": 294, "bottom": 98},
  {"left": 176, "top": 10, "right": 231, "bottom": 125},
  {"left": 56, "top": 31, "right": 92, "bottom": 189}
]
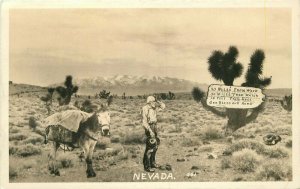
[{"left": 149, "top": 129, "right": 155, "bottom": 138}]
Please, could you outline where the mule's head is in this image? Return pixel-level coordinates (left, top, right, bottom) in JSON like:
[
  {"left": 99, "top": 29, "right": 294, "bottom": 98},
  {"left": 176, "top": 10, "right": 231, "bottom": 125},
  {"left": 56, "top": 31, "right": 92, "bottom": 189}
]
[
  {"left": 97, "top": 96, "right": 113, "bottom": 136},
  {"left": 97, "top": 111, "right": 110, "bottom": 136}
]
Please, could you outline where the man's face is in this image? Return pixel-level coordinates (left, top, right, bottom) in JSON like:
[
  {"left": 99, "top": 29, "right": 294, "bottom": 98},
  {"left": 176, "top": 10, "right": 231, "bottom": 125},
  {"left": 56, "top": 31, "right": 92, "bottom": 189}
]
[{"left": 150, "top": 101, "right": 156, "bottom": 108}]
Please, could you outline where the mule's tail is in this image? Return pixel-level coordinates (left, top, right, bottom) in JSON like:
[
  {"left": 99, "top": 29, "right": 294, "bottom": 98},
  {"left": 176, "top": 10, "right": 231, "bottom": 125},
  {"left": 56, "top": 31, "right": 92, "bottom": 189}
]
[{"left": 44, "top": 126, "right": 51, "bottom": 144}]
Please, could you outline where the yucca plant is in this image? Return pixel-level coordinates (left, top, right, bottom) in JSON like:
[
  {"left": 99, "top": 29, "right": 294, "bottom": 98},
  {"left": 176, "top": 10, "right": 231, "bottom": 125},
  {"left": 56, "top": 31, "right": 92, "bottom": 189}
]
[{"left": 192, "top": 46, "right": 271, "bottom": 134}]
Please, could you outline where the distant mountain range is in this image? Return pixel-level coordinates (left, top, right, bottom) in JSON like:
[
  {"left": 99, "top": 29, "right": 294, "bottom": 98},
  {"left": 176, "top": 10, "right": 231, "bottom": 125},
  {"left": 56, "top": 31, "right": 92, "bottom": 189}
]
[
  {"left": 70, "top": 75, "right": 208, "bottom": 95},
  {"left": 10, "top": 75, "right": 292, "bottom": 97}
]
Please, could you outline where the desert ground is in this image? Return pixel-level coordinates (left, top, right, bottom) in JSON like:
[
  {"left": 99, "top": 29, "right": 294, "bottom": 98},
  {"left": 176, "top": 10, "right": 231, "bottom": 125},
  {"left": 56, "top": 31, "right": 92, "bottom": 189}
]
[{"left": 8, "top": 85, "right": 292, "bottom": 182}]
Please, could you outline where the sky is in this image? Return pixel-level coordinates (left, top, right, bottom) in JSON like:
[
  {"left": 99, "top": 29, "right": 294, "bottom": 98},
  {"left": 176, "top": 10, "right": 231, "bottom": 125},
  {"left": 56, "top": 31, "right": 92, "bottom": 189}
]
[{"left": 9, "top": 8, "right": 291, "bottom": 88}]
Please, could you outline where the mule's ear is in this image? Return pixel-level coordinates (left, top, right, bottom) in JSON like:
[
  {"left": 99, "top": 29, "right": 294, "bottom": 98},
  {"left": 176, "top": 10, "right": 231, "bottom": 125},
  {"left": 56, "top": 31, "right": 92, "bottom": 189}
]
[{"left": 107, "top": 95, "right": 113, "bottom": 106}]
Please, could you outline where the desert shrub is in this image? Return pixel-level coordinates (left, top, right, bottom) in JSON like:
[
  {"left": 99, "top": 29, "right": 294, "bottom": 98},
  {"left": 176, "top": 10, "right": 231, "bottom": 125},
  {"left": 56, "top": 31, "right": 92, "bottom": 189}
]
[
  {"left": 124, "top": 123, "right": 135, "bottom": 127},
  {"left": 117, "top": 150, "right": 129, "bottom": 161},
  {"left": 231, "top": 149, "right": 262, "bottom": 173},
  {"left": 96, "top": 138, "right": 110, "bottom": 149},
  {"left": 9, "top": 133, "right": 28, "bottom": 141},
  {"left": 192, "top": 129, "right": 203, "bottom": 137},
  {"left": 9, "top": 145, "right": 19, "bottom": 155},
  {"left": 232, "top": 177, "right": 244, "bottom": 181},
  {"left": 57, "top": 154, "right": 75, "bottom": 168},
  {"left": 9, "top": 164, "right": 18, "bottom": 179},
  {"left": 286, "top": 139, "right": 292, "bottom": 148},
  {"left": 203, "top": 127, "right": 223, "bottom": 140},
  {"left": 21, "top": 159, "right": 36, "bottom": 169},
  {"left": 96, "top": 147, "right": 123, "bottom": 160},
  {"left": 121, "top": 130, "right": 144, "bottom": 144},
  {"left": 29, "top": 116, "right": 38, "bottom": 130},
  {"left": 256, "top": 160, "right": 292, "bottom": 181},
  {"left": 223, "top": 139, "right": 266, "bottom": 156},
  {"left": 198, "top": 146, "right": 213, "bottom": 152},
  {"left": 110, "top": 135, "right": 120, "bottom": 143},
  {"left": 181, "top": 138, "right": 200, "bottom": 147},
  {"left": 16, "top": 144, "right": 41, "bottom": 157},
  {"left": 23, "top": 136, "right": 44, "bottom": 145},
  {"left": 264, "top": 147, "right": 289, "bottom": 158},
  {"left": 221, "top": 157, "right": 231, "bottom": 169},
  {"left": 10, "top": 128, "right": 20, "bottom": 134},
  {"left": 168, "top": 124, "right": 182, "bottom": 133}
]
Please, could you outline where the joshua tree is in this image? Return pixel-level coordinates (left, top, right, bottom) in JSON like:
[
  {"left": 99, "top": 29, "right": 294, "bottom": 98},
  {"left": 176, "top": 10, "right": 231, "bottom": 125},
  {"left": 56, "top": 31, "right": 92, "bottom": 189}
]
[
  {"left": 280, "top": 95, "right": 292, "bottom": 112},
  {"left": 40, "top": 87, "right": 55, "bottom": 115},
  {"left": 55, "top": 75, "right": 79, "bottom": 106},
  {"left": 192, "top": 46, "right": 271, "bottom": 134},
  {"left": 98, "top": 90, "right": 111, "bottom": 99}
]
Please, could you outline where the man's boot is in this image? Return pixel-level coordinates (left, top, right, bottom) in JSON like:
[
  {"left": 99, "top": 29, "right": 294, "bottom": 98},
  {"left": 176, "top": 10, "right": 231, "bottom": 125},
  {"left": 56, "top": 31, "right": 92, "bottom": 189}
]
[
  {"left": 143, "top": 148, "right": 155, "bottom": 172},
  {"left": 150, "top": 146, "right": 159, "bottom": 168}
]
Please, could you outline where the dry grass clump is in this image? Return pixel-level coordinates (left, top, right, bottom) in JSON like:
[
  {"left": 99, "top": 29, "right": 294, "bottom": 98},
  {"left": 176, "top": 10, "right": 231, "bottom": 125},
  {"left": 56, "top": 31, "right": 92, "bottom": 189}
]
[
  {"left": 28, "top": 116, "right": 38, "bottom": 130},
  {"left": 96, "top": 146, "right": 124, "bottom": 160},
  {"left": 10, "top": 127, "right": 20, "bottom": 134},
  {"left": 9, "top": 164, "right": 18, "bottom": 179},
  {"left": 264, "top": 146, "right": 289, "bottom": 158},
  {"left": 168, "top": 124, "right": 182, "bottom": 133},
  {"left": 198, "top": 146, "right": 213, "bottom": 152},
  {"left": 9, "top": 145, "right": 19, "bottom": 155},
  {"left": 181, "top": 137, "right": 200, "bottom": 147},
  {"left": 110, "top": 135, "right": 120, "bottom": 143},
  {"left": 9, "top": 133, "right": 28, "bottom": 141},
  {"left": 10, "top": 144, "right": 41, "bottom": 157},
  {"left": 256, "top": 160, "right": 292, "bottom": 181},
  {"left": 23, "top": 135, "right": 44, "bottom": 145},
  {"left": 285, "top": 139, "right": 292, "bottom": 148},
  {"left": 223, "top": 139, "right": 289, "bottom": 159},
  {"left": 221, "top": 157, "right": 231, "bottom": 169},
  {"left": 95, "top": 137, "right": 111, "bottom": 149},
  {"left": 20, "top": 159, "right": 36, "bottom": 169},
  {"left": 120, "top": 130, "right": 144, "bottom": 144},
  {"left": 203, "top": 127, "right": 223, "bottom": 140},
  {"left": 231, "top": 149, "right": 262, "bottom": 173},
  {"left": 223, "top": 139, "right": 266, "bottom": 156},
  {"left": 56, "top": 153, "right": 76, "bottom": 168}
]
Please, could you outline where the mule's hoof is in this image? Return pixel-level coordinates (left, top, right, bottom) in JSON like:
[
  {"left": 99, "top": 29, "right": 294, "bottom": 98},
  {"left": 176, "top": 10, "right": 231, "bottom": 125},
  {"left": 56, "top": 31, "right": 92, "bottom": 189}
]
[
  {"left": 50, "top": 169, "right": 60, "bottom": 176},
  {"left": 55, "top": 170, "right": 60, "bottom": 176},
  {"left": 86, "top": 170, "right": 96, "bottom": 178}
]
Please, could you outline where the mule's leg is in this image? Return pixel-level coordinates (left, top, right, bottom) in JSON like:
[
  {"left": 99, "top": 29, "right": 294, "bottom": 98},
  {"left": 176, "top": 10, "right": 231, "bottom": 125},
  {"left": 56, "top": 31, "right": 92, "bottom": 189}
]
[
  {"left": 48, "top": 141, "right": 60, "bottom": 176},
  {"left": 79, "top": 136, "right": 97, "bottom": 178},
  {"left": 86, "top": 140, "right": 97, "bottom": 177}
]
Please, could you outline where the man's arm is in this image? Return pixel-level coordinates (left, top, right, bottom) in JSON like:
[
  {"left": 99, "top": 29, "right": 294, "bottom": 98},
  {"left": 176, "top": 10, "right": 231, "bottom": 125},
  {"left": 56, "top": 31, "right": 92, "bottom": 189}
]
[
  {"left": 156, "top": 101, "right": 166, "bottom": 111},
  {"left": 142, "top": 106, "right": 150, "bottom": 131}
]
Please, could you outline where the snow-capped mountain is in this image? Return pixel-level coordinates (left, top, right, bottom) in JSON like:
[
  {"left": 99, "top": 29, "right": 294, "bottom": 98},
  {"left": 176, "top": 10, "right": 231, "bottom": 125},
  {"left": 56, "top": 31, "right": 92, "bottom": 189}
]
[{"left": 56, "top": 75, "right": 208, "bottom": 95}]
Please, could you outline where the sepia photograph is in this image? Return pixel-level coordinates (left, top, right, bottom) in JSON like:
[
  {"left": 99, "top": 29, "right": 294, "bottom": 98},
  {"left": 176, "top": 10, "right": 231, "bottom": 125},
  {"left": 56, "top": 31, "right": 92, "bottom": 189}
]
[{"left": 1, "top": 0, "right": 300, "bottom": 188}]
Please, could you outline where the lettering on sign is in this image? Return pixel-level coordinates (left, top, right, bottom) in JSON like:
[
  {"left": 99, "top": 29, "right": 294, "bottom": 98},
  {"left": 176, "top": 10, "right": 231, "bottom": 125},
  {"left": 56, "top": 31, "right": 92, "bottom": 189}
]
[{"left": 206, "top": 84, "right": 265, "bottom": 109}]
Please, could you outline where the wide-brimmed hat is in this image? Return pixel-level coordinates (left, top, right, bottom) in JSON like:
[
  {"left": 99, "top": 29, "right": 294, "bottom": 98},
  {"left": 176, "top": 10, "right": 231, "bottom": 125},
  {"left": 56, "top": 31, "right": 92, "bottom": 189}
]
[{"left": 147, "top": 96, "right": 156, "bottom": 104}]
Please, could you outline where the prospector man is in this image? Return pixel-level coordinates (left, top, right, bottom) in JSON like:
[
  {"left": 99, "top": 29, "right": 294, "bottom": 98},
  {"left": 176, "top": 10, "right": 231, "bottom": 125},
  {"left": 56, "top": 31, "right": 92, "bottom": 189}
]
[{"left": 142, "top": 96, "right": 166, "bottom": 172}]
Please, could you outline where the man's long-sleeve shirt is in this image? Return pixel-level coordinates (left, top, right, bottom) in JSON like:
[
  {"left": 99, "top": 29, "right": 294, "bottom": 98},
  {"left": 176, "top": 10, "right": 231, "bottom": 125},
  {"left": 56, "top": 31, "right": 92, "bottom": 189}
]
[{"left": 142, "top": 102, "right": 165, "bottom": 131}]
